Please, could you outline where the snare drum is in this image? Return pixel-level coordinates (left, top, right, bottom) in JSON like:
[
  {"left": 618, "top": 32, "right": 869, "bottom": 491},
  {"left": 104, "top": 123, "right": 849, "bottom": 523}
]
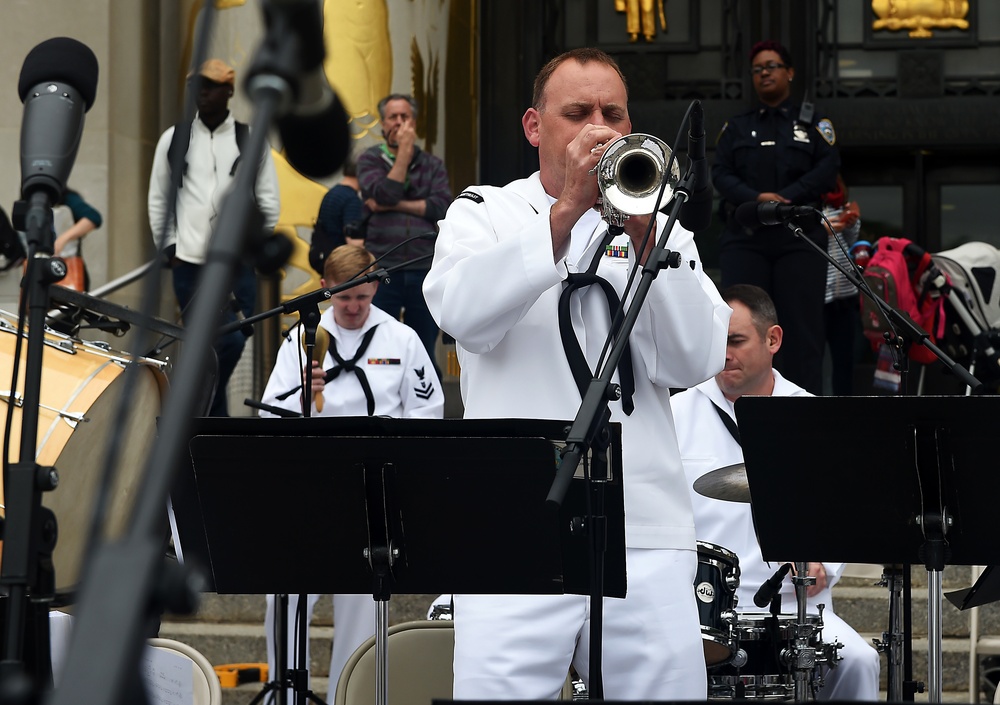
[
  {"left": 709, "top": 612, "right": 833, "bottom": 700},
  {"left": 695, "top": 540, "right": 741, "bottom": 666},
  {"left": 0, "top": 311, "right": 167, "bottom": 593}
]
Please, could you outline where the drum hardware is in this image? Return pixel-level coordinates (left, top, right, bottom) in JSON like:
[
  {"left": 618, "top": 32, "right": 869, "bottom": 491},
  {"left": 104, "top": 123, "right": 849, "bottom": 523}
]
[
  {"left": 708, "top": 611, "right": 840, "bottom": 700},
  {"left": 790, "top": 561, "right": 817, "bottom": 702},
  {"left": 0, "top": 390, "right": 87, "bottom": 427},
  {"left": 871, "top": 564, "right": 907, "bottom": 701}
]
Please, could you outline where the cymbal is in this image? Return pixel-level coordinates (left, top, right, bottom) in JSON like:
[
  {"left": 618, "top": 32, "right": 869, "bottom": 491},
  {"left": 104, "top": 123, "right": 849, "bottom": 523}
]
[{"left": 693, "top": 463, "right": 751, "bottom": 503}]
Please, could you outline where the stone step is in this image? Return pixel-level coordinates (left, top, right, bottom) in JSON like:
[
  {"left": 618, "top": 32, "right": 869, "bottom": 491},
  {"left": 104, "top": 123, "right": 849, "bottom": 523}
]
[{"left": 177, "top": 593, "right": 439, "bottom": 626}]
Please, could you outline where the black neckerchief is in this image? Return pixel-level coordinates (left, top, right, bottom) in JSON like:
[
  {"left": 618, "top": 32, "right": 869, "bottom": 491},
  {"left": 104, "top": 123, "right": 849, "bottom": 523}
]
[
  {"left": 558, "top": 229, "right": 636, "bottom": 415},
  {"left": 711, "top": 398, "right": 741, "bottom": 446},
  {"left": 325, "top": 324, "right": 380, "bottom": 416}
]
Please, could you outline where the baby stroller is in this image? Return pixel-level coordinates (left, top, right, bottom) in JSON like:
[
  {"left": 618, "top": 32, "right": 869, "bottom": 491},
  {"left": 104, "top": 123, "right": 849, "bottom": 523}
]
[{"left": 932, "top": 242, "right": 1000, "bottom": 393}]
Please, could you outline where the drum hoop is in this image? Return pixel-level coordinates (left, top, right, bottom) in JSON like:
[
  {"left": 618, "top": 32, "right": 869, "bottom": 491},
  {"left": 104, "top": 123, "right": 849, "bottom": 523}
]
[
  {"left": 696, "top": 540, "right": 740, "bottom": 563},
  {"left": 36, "top": 358, "right": 117, "bottom": 459}
]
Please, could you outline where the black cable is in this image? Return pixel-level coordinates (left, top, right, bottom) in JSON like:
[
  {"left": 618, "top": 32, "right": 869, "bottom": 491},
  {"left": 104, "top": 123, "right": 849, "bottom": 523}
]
[{"left": 2, "top": 243, "right": 40, "bottom": 492}]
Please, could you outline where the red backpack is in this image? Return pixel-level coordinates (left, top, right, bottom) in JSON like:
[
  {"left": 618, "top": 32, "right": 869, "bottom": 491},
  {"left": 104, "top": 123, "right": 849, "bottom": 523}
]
[{"left": 860, "top": 237, "right": 948, "bottom": 364}]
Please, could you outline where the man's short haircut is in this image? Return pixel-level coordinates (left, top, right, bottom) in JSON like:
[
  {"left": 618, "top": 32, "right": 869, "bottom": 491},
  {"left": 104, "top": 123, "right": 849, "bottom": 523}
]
[
  {"left": 324, "top": 244, "right": 375, "bottom": 285},
  {"left": 531, "top": 48, "right": 629, "bottom": 111},
  {"left": 749, "top": 40, "right": 794, "bottom": 68},
  {"left": 721, "top": 284, "right": 779, "bottom": 337},
  {"left": 342, "top": 154, "right": 357, "bottom": 178},
  {"left": 377, "top": 93, "right": 419, "bottom": 120}
]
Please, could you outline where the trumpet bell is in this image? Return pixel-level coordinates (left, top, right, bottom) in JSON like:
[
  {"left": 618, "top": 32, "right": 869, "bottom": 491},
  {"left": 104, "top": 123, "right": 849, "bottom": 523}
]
[{"left": 597, "top": 133, "right": 681, "bottom": 224}]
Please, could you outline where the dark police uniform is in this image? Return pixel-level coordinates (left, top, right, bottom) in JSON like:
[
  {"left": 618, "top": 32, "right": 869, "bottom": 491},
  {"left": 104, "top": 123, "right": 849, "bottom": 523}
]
[{"left": 712, "top": 98, "right": 839, "bottom": 394}]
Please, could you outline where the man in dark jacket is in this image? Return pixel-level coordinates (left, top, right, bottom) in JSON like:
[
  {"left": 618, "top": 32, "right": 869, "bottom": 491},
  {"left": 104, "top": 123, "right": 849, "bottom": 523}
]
[{"left": 356, "top": 93, "right": 452, "bottom": 362}]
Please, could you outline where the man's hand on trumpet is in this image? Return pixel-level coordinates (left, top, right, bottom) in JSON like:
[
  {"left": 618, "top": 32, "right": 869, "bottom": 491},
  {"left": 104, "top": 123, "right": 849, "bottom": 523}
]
[{"left": 548, "top": 124, "right": 624, "bottom": 256}]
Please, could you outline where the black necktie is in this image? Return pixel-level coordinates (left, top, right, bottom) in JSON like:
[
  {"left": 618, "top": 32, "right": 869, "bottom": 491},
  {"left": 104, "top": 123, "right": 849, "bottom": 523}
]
[
  {"left": 325, "top": 324, "right": 380, "bottom": 415},
  {"left": 558, "top": 230, "right": 636, "bottom": 415}
]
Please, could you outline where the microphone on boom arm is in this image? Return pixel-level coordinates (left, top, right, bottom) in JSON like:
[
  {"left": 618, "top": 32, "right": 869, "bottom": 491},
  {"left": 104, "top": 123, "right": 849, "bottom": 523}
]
[{"left": 18, "top": 37, "right": 99, "bottom": 208}]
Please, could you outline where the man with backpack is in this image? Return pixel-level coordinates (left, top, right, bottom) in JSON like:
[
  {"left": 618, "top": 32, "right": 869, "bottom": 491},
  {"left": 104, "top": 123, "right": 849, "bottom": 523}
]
[{"left": 148, "top": 58, "right": 280, "bottom": 416}]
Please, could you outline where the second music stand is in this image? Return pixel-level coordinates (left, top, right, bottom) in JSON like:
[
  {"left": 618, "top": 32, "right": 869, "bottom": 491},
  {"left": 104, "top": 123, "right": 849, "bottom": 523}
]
[{"left": 736, "top": 394, "right": 1000, "bottom": 703}]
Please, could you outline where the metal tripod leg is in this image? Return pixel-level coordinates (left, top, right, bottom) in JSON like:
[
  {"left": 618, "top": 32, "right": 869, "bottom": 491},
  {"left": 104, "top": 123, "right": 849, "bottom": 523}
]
[
  {"left": 928, "top": 569, "right": 944, "bottom": 702},
  {"left": 875, "top": 566, "right": 906, "bottom": 701},
  {"left": 375, "top": 598, "right": 389, "bottom": 705}
]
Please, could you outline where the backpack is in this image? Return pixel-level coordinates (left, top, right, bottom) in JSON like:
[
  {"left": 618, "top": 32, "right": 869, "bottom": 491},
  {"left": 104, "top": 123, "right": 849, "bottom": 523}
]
[
  {"left": 860, "top": 237, "right": 948, "bottom": 364},
  {"left": 166, "top": 119, "right": 249, "bottom": 189}
]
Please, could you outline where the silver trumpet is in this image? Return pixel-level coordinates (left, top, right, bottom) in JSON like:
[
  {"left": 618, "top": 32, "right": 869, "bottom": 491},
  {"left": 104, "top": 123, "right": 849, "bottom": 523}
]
[{"left": 595, "top": 133, "right": 681, "bottom": 229}]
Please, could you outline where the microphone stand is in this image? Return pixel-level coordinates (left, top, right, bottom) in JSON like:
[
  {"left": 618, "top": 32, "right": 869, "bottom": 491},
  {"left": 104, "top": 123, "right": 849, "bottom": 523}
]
[
  {"left": 785, "top": 218, "right": 982, "bottom": 703},
  {"left": 47, "top": 8, "right": 320, "bottom": 705},
  {"left": 545, "top": 166, "right": 695, "bottom": 699},
  {"left": 218, "top": 256, "right": 431, "bottom": 339},
  {"left": 0, "top": 191, "right": 61, "bottom": 702},
  {"left": 785, "top": 218, "right": 982, "bottom": 394}
]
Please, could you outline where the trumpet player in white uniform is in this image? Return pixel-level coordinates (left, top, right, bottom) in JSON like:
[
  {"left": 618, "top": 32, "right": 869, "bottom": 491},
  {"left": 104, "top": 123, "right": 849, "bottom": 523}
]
[
  {"left": 259, "top": 244, "right": 443, "bottom": 700},
  {"left": 423, "top": 47, "right": 730, "bottom": 700}
]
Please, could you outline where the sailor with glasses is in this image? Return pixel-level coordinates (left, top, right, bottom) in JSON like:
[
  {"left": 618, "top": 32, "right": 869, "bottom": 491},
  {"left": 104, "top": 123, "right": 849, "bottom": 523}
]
[{"left": 712, "top": 40, "right": 839, "bottom": 396}]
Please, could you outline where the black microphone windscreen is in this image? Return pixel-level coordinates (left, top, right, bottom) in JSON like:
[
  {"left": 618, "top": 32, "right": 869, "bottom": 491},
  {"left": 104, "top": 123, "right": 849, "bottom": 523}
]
[
  {"left": 278, "top": 94, "right": 350, "bottom": 178},
  {"left": 734, "top": 201, "right": 762, "bottom": 230},
  {"left": 679, "top": 187, "right": 713, "bottom": 232},
  {"left": 18, "top": 38, "right": 99, "bottom": 111}
]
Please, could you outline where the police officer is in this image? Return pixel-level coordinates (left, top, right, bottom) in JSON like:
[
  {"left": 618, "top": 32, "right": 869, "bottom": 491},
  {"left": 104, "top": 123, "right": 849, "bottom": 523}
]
[{"left": 712, "top": 40, "right": 839, "bottom": 395}]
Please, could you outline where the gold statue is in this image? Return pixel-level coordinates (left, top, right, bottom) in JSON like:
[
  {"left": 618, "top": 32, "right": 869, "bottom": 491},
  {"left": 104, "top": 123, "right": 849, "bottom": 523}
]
[
  {"left": 871, "top": 0, "right": 969, "bottom": 39},
  {"left": 615, "top": 0, "right": 668, "bottom": 43}
]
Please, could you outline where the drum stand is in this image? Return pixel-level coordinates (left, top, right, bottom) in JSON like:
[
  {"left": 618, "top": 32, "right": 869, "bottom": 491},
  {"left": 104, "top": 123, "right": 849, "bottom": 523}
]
[
  {"left": 873, "top": 565, "right": 908, "bottom": 701},
  {"left": 789, "top": 562, "right": 818, "bottom": 702}
]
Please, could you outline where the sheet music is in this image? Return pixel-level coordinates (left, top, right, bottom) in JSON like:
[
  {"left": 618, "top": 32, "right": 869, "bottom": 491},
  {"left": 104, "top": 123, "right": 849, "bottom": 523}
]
[{"left": 141, "top": 644, "right": 194, "bottom": 705}]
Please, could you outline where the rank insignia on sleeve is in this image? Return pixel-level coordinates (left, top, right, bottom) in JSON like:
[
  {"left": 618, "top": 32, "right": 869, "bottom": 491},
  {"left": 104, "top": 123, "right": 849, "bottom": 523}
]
[
  {"left": 816, "top": 119, "right": 836, "bottom": 146},
  {"left": 456, "top": 191, "right": 484, "bottom": 204},
  {"left": 413, "top": 366, "right": 436, "bottom": 399}
]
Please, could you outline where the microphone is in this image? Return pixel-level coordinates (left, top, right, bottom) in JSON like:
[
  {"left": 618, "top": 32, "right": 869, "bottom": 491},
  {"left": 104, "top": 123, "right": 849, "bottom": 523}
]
[
  {"left": 735, "top": 201, "right": 816, "bottom": 230},
  {"left": 18, "top": 37, "right": 99, "bottom": 204},
  {"left": 679, "top": 100, "right": 712, "bottom": 232},
  {"left": 753, "top": 562, "right": 793, "bottom": 608},
  {"left": 254, "top": 0, "right": 350, "bottom": 178}
]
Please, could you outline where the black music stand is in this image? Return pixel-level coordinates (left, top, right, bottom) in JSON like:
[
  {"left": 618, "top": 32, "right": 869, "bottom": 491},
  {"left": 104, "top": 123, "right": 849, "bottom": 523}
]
[
  {"left": 176, "top": 417, "right": 626, "bottom": 705},
  {"left": 947, "top": 566, "right": 1000, "bottom": 610},
  {"left": 735, "top": 394, "right": 1000, "bottom": 703}
]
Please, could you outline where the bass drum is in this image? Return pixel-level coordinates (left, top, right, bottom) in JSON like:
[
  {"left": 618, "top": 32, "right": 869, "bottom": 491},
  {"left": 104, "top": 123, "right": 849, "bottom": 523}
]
[{"left": 0, "top": 311, "right": 168, "bottom": 593}]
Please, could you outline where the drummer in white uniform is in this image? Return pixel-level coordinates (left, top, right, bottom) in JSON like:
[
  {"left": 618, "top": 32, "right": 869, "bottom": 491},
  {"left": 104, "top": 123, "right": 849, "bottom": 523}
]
[
  {"left": 671, "top": 284, "right": 880, "bottom": 701},
  {"left": 259, "top": 244, "right": 444, "bottom": 699}
]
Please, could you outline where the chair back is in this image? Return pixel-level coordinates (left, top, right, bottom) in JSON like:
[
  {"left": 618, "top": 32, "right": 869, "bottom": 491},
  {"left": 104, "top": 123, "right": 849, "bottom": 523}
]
[
  {"left": 146, "top": 637, "right": 222, "bottom": 705},
  {"left": 334, "top": 620, "right": 454, "bottom": 705}
]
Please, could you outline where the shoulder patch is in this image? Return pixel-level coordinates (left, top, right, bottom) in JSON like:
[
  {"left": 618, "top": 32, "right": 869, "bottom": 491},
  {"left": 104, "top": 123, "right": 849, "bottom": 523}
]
[
  {"left": 816, "top": 118, "right": 836, "bottom": 146},
  {"left": 456, "top": 191, "right": 485, "bottom": 204}
]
